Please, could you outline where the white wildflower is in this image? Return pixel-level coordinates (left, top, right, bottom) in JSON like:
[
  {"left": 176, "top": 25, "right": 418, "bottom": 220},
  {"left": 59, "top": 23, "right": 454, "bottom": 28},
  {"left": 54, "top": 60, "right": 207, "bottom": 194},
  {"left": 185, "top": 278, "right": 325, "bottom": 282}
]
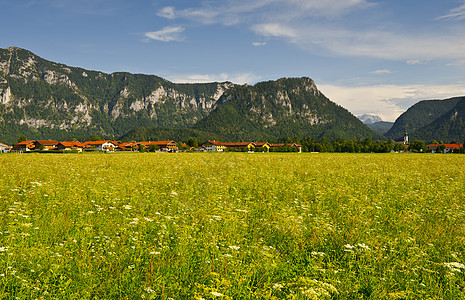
[
  {"left": 210, "top": 291, "right": 224, "bottom": 297},
  {"left": 344, "top": 244, "right": 354, "bottom": 252},
  {"left": 229, "top": 245, "right": 240, "bottom": 251},
  {"left": 129, "top": 218, "right": 139, "bottom": 225},
  {"left": 356, "top": 243, "right": 370, "bottom": 251},
  {"left": 444, "top": 262, "right": 465, "bottom": 272},
  {"left": 123, "top": 205, "right": 132, "bottom": 210}
]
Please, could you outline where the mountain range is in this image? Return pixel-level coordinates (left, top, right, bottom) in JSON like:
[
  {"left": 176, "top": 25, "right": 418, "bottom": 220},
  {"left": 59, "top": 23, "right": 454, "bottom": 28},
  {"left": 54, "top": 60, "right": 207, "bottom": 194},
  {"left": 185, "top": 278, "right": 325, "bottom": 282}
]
[
  {"left": 2, "top": 47, "right": 465, "bottom": 145},
  {"left": 385, "top": 97, "right": 465, "bottom": 142},
  {"left": 0, "top": 47, "right": 381, "bottom": 144},
  {"left": 357, "top": 114, "right": 383, "bottom": 124}
]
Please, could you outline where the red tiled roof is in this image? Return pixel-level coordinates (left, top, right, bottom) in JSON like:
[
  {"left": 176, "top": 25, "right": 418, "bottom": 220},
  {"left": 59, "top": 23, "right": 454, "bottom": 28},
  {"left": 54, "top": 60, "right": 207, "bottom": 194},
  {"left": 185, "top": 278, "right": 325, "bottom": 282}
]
[
  {"left": 59, "top": 141, "right": 85, "bottom": 147},
  {"left": 118, "top": 142, "right": 135, "bottom": 148},
  {"left": 222, "top": 142, "right": 253, "bottom": 147},
  {"left": 16, "top": 140, "right": 35, "bottom": 145},
  {"left": 205, "top": 140, "right": 225, "bottom": 146},
  {"left": 83, "top": 140, "right": 113, "bottom": 146},
  {"left": 269, "top": 143, "right": 302, "bottom": 147},
  {"left": 139, "top": 141, "right": 176, "bottom": 146},
  {"left": 428, "top": 143, "right": 462, "bottom": 149},
  {"left": 35, "top": 140, "right": 59, "bottom": 145},
  {"left": 254, "top": 142, "right": 269, "bottom": 147}
]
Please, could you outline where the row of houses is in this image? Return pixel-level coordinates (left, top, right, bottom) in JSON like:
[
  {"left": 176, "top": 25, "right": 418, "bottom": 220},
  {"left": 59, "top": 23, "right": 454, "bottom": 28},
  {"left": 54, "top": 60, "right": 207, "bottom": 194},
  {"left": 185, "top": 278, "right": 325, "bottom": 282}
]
[
  {"left": 3, "top": 140, "right": 179, "bottom": 153},
  {"left": 428, "top": 143, "right": 463, "bottom": 153},
  {"left": 0, "top": 139, "right": 302, "bottom": 153},
  {"left": 199, "top": 141, "right": 302, "bottom": 152},
  {"left": 1, "top": 139, "right": 462, "bottom": 154}
]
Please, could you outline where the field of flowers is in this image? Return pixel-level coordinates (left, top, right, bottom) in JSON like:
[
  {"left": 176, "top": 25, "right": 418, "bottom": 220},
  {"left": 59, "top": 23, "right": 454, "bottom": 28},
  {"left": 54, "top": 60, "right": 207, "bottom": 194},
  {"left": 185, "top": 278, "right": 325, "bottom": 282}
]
[{"left": 0, "top": 152, "right": 464, "bottom": 299}]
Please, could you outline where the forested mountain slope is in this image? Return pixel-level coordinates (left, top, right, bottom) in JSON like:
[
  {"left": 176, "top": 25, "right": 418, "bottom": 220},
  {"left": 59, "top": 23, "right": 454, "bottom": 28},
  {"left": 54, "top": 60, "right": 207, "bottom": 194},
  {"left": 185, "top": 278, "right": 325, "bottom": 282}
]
[
  {"left": 192, "top": 78, "right": 382, "bottom": 141},
  {"left": 385, "top": 97, "right": 463, "bottom": 140},
  {"left": 0, "top": 47, "right": 230, "bottom": 143},
  {"left": 0, "top": 47, "right": 382, "bottom": 143}
]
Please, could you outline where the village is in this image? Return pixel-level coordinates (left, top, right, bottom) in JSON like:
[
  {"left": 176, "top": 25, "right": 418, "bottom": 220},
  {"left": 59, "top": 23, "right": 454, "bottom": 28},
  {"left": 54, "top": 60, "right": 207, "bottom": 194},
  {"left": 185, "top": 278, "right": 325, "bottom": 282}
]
[
  {"left": 0, "top": 138, "right": 463, "bottom": 154},
  {"left": 0, "top": 139, "right": 304, "bottom": 153}
]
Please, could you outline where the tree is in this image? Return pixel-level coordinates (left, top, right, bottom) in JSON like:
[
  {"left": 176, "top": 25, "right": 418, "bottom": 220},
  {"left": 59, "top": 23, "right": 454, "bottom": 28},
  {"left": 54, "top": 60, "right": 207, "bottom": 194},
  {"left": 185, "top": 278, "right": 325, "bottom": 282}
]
[
  {"left": 18, "top": 135, "right": 26, "bottom": 143},
  {"left": 91, "top": 136, "right": 102, "bottom": 141},
  {"left": 409, "top": 139, "right": 427, "bottom": 152},
  {"left": 149, "top": 144, "right": 160, "bottom": 152},
  {"left": 187, "top": 137, "right": 198, "bottom": 148}
]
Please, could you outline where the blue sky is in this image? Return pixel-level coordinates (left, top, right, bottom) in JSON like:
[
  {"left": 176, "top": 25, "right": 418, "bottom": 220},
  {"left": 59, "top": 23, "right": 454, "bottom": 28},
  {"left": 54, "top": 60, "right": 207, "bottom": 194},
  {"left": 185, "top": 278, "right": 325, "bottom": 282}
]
[{"left": 2, "top": 0, "right": 465, "bottom": 121}]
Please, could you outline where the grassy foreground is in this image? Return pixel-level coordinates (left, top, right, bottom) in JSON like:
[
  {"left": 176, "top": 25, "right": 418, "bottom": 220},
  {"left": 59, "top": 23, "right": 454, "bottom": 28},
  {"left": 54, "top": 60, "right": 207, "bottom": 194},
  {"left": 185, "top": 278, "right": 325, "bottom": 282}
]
[{"left": 0, "top": 152, "right": 464, "bottom": 299}]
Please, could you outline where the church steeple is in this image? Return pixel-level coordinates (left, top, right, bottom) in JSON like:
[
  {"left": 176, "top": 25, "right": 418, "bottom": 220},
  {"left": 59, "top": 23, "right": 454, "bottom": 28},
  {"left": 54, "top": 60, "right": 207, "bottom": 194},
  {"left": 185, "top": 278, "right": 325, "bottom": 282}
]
[{"left": 403, "top": 130, "right": 409, "bottom": 145}]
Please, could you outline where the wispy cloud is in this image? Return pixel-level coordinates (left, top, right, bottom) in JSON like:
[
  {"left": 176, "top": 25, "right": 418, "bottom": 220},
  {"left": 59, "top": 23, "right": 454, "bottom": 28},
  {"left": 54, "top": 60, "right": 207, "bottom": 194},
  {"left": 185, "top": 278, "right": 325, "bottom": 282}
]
[
  {"left": 447, "top": 60, "right": 465, "bottom": 66},
  {"left": 157, "top": 6, "right": 176, "bottom": 19},
  {"left": 251, "top": 23, "right": 299, "bottom": 39},
  {"left": 437, "top": 2, "right": 465, "bottom": 21},
  {"left": 44, "top": 0, "right": 122, "bottom": 15},
  {"left": 406, "top": 59, "right": 428, "bottom": 65},
  {"left": 370, "top": 70, "right": 392, "bottom": 75},
  {"left": 145, "top": 26, "right": 185, "bottom": 42},
  {"left": 155, "top": 1, "right": 465, "bottom": 62},
  {"left": 252, "top": 41, "right": 266, "bottom": 47},
  {"left": 167, "top": 72, "right": 261, "bottom": 84},
  {"left": 157, "top": 0, "right": 373, "bottom": 25},
  {"left": 251, "top": 23, "right": 465, "bottom": 61},
  {"left": 319, "top": 83, "right": 465, "bottom": 121}
]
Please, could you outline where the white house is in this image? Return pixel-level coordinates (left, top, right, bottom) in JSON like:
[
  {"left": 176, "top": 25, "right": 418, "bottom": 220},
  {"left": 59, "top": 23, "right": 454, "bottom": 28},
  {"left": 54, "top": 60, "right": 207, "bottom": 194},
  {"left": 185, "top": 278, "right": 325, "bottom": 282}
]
[
  {"left": 0, "top": 142, "right": 11, "bottom": 153},
  {"left": 83, "top": 140, "right": 117, "bottom": 151}
]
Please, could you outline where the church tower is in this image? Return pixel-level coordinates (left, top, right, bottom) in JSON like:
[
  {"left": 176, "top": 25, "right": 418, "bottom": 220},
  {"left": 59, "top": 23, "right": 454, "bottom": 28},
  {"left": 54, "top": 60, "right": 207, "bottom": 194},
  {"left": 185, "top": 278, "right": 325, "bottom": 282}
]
[{"left": 403, "top": 130, "right": 409, "bottom": 145}]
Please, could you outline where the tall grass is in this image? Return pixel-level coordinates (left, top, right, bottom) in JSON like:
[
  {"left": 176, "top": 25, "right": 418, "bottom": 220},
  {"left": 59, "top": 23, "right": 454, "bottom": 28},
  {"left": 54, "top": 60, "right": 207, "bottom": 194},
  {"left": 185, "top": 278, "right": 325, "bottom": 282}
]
[{"left": 0, "top": 153, "right": 464, "bottom": 299}]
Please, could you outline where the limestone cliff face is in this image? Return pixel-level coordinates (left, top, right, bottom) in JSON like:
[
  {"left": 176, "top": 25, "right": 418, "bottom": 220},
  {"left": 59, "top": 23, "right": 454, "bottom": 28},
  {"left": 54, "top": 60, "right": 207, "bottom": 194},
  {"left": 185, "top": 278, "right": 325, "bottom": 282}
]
[
  {"left": 0, "top": 47, "right": 232, "bottom": 143},
  {"left": 0, "top": 47, "right": 379, "bottom": 144},
  {"left": 193, "top": 77, "right": 379, "bottom": 141}
]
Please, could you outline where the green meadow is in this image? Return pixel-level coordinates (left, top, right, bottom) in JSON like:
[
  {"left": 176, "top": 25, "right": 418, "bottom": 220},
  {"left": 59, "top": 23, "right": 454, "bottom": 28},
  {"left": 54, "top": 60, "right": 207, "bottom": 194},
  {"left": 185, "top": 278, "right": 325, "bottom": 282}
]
[{"left": 0, "top": 152, "right": 464, "bottom": 299}]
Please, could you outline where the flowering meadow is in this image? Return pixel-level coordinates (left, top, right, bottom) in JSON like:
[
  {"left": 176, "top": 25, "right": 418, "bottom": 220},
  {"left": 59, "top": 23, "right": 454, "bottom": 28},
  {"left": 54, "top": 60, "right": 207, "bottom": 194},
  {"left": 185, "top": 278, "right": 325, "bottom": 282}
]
[{"left": 0, "top": 152, "right": 464, "bottom": 299}]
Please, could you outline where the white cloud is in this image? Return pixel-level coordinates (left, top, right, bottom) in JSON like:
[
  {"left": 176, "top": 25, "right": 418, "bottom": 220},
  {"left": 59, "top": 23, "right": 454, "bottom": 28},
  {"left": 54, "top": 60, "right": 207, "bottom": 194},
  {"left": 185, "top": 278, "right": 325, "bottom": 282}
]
[
  {"left": 44, "top": 0, "right": 122, "bottom": 15},
  {"left": 318, "top": 83, "right": 465, "bottom": 121},
  {"left": 406, "top": 59, "right": 427, "bottom": 65},
  {"left": 155, "top": 1, "right": 465, "bottom": 62},
  {"left": 251, "top": 23, "right": 299, "bottom": 39},
  {"left": 437, "top": 2, "right": 465, "bottom": 21},
  {"left": 252, "top": 41, "right": 266, "bottom": 46},
  {"left": 370, "top": 69, "right": 392, "bottom": 75},
  {"left": 145, "top": 26, "right": 185, "bottom": 42},
  {"left": 167, "top": 72, "right": 261, "bottom": 84},
  {"left": 446, "top": 60, "right": 465, "bottom": 66},
  {"left": 251, "top": 23, "right": 465, "bottom": 61},
  {"left": 157, "top": 6, "right": 176, "bottom": 19},
  {"left": 283, "top": 0, "right": 374, "bottom": 17},
  {"left": 157, "top": 0, "right": 372, "bottom": 25}
]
